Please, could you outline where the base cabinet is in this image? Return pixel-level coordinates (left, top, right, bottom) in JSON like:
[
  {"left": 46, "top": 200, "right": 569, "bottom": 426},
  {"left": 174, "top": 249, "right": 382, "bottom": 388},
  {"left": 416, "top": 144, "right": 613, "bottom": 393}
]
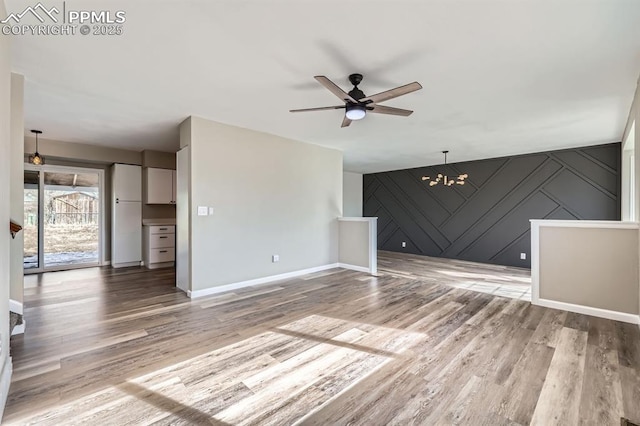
[{"left": 143, "top": 225, "right": 175, "bottom": 269}]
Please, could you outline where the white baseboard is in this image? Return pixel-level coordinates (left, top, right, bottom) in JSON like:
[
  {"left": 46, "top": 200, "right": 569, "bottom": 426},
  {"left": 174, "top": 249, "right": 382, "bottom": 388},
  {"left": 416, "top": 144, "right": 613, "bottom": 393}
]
[
  {"left": 534, "top": 298, "right": 640, "bottom": 325},
  {"left": 187, "top": 263, "right": 340, "bottom": 298},
  {"left": 8, "top": 299, "right": 22, "bottom": 315},
  {"left": 338, "top": 263, "right": 371, "bottom": 274},
  {"left": 112, "top": 261, "right": 142, "bottom": 269},
  {"left": 146, "top": 262, "right": 175, "bottom": 270},
  {"left": 0, "top": 356, "right": 12, "bottom": 422}
]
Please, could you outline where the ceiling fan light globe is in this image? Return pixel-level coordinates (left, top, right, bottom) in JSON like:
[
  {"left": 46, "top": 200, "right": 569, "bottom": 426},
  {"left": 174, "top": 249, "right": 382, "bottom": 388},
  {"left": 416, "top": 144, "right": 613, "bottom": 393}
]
[{"left": 345, "top": 105, "right": 366, "bottom": 121}]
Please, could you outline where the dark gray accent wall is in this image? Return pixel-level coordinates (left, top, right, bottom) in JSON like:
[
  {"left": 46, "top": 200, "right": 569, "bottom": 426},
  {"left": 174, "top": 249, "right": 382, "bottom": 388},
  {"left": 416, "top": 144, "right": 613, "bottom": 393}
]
[{"left": 363, "top": 143, "right": 621, "bottom": 268}]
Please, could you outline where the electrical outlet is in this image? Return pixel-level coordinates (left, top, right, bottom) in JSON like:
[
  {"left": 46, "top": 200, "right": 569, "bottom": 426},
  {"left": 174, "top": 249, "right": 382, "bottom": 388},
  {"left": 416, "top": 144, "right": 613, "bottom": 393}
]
[
  {"left": 272, "top": 254, "right": 279, "bottom": 263},
  {"left": 520, "top": 253, "right": 526, "bottom": 260},
  {"left": 402, "top": 241, "right": 406, "bottom": 248}
]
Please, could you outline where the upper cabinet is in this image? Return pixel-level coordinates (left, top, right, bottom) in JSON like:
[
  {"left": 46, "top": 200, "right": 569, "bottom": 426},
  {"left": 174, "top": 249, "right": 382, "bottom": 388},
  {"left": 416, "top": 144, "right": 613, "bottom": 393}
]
[
  {"left": 113, "top": 164, "right": 142, "bottom": 202},
  {"left": 145, "top": 167, "right": 176, "bottom": 205}
]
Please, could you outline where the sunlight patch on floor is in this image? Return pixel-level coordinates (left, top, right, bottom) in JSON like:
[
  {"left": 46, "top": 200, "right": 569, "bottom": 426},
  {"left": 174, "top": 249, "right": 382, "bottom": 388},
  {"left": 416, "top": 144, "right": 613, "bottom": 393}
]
[
  {"left": 448, "top": 280, "right": 531, "bottom": 301},
  {"left": 16, "top": 315, "right": 425, "bottom": 425}
]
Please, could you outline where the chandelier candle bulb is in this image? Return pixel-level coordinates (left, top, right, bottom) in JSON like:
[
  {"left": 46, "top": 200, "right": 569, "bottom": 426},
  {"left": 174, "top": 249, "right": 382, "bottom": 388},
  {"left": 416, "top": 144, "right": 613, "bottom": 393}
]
[{"left": 421, "top": 151, "right": 468, "bottom": 188}]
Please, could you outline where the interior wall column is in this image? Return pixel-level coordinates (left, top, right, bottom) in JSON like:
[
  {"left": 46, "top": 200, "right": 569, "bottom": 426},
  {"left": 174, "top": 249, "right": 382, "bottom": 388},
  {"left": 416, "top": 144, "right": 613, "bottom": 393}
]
[{"left": 9, "top": 73, "right": 24, "bottom": 306}]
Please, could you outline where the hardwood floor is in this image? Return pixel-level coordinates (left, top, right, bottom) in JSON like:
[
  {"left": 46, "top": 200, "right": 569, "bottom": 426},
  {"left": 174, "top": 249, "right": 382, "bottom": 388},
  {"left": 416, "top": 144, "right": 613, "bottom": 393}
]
[
  {"left": 5, "top": 251, "right": 640, "bottom": 425},
  {"left": 378, "top": 250, "right": 532, "bottom": 300}
]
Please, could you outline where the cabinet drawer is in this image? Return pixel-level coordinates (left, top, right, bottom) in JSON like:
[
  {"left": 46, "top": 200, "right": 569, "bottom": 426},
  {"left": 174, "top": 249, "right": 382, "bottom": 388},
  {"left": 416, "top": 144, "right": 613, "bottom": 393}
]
[
  {"left": 148, "top": 225, "right": 175, "bottom": 235},
  {"left": 149, "top": 233, "right": 175, "bottom": 249},
  {"left": 149, "top": 248, "right": 174, "bottom": 263}
]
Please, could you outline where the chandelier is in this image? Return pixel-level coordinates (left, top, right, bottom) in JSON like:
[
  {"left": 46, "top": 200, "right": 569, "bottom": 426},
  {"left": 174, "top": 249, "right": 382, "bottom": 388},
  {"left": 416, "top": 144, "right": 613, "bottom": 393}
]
[{"left": 421, "top": 151, "right": 468, "bottom": 187}]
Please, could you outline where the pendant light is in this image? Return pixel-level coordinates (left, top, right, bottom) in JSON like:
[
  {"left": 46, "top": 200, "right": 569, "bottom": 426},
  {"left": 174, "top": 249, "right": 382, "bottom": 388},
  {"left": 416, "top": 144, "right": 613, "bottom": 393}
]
[
  {"left": 29, "top": 130, "right": 44, "bottom": 165},
  {"left": 421, "top": 151, "right": 468, "bottom": 187}
]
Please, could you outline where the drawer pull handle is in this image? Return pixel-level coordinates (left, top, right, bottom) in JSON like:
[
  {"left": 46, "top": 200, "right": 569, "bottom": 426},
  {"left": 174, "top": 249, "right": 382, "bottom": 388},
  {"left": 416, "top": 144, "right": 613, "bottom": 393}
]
[
  {"left": 159, "top": 250, "right": 168, "bottom": 253},
  {"left": 159, "top": 236, "right": 168, "bottom": 239},
  {"left": 159, "top": 228, "right": 168, "bottom": 231}
]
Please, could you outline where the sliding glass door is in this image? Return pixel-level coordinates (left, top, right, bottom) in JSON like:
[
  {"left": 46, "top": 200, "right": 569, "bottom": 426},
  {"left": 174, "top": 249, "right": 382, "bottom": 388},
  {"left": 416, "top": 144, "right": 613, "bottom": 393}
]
[{"left": 24, "top": 164, "right": 105, "bottom": 273}]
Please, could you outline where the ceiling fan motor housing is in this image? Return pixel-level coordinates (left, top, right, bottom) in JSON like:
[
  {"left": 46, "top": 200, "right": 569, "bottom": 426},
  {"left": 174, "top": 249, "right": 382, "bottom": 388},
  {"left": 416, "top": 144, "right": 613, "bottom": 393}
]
[
  {"left": 347, "top": 73, "right": 366, "bottom": 101},
  {"left": 348, "top": 88, "right": 366, "bottom": 101}
]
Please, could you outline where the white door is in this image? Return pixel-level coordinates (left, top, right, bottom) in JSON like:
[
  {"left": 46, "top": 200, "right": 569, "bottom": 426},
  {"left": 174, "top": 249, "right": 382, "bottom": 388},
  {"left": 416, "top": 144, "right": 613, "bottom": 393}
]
[{"left": 112, "top": 201, "right": 141, "bottom": 264}]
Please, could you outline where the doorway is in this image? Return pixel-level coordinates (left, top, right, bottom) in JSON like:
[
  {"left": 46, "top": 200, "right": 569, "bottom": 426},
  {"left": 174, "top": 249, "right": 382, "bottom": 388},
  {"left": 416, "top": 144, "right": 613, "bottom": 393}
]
[{"left": 24, "top": 164, "right": 105, "bottom": 273}]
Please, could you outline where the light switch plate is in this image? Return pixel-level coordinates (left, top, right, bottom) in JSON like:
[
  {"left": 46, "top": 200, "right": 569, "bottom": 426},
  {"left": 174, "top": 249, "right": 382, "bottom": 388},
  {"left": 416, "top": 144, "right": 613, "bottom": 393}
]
[
  {"left": 520, "top": 253, "right": 526, "bottom": 260},
  {"left": 208, "top": 207, "right": 214, "bottom": 215},
  {"left": 197, "top": 206, "right": 208, "bottom": 216}
]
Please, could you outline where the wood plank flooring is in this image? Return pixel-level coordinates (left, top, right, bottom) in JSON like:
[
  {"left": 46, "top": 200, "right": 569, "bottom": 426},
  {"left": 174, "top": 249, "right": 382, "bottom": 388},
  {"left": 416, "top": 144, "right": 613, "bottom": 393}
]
[{"left": 5, "top": 251, "right": 640, "bottom": 425}]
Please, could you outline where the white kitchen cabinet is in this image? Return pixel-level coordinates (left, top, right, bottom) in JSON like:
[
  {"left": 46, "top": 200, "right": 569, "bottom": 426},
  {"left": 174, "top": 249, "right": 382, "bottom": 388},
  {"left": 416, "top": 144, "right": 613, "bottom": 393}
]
[
  {"left": 145, "top": 168, "right": 176, "bottom": 205},
  {"left": 143, "top": 225, "right": 175, "bottom": 269}
]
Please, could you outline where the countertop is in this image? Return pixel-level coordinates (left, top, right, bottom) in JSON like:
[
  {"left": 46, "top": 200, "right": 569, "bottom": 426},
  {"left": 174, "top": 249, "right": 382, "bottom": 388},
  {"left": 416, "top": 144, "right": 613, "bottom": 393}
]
[{"left": 142, "top": 218, "right": 176, "bottom": 226}]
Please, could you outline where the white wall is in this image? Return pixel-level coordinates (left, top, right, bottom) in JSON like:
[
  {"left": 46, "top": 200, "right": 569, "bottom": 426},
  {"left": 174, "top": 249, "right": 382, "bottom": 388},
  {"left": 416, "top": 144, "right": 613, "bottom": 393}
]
[
  {"left": 0, "top": 0, "right": 13, "bottom": 416},
  {"left": 9, "top": 74, "right": 23, "bottom": 304},
  {"left": 182, "top": 116, "right": 342, "bottom": 292},
  {"left": 339, "top": 220, "right": 370, "bottom": 268},
  {"left": 343, "top": 171, "right": 363, "bottom": 217},
  {"left": 338, "top": 217, "right": 377, "bottom": 274},
  {"left": 534, "top": 222, "right": 638, "bottom": 317}
]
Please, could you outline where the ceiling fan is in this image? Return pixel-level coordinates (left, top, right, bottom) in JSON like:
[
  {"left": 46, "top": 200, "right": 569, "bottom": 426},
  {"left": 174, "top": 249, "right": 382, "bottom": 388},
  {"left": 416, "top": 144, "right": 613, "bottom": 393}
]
[{"left": 290, "top": 73, "right": 422, "bottom": 127}]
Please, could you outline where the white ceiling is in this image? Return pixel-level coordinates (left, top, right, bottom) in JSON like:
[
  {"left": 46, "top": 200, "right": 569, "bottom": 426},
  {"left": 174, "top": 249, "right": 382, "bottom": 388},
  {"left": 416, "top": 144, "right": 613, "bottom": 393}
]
[{"left": 8, "top": 0, "right": 640, "bottom": 173}]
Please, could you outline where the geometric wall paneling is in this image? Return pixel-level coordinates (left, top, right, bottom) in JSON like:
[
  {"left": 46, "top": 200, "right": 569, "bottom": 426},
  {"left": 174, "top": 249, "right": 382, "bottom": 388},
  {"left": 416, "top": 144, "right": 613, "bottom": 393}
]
[
  {"left": 364, "top": 143, "right": 621, "bottom": 268},
  {"left": 551, "top": 150, "right": 618, "bottom": 195},
  {"left": 581, "top": 144, "right": 620, "bottom": 170}
]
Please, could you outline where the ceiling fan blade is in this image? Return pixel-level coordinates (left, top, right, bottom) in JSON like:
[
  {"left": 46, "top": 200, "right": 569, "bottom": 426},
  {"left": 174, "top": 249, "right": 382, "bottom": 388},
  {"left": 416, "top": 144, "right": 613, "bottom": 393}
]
[
  {"left": 289, "top": 105, "right": 346, "bottom": 113},
  {"left": 360, "top": 82, "right": 422, "bottom": 104},
  {"left": 369, "top": 105, "right": 414, "bottom": 116},
  {"left": 314, "top": 76, "right": 357, "bottom": 103},
  {"left": 341, "top": 116, "right": 352, "bottom": 127}
]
